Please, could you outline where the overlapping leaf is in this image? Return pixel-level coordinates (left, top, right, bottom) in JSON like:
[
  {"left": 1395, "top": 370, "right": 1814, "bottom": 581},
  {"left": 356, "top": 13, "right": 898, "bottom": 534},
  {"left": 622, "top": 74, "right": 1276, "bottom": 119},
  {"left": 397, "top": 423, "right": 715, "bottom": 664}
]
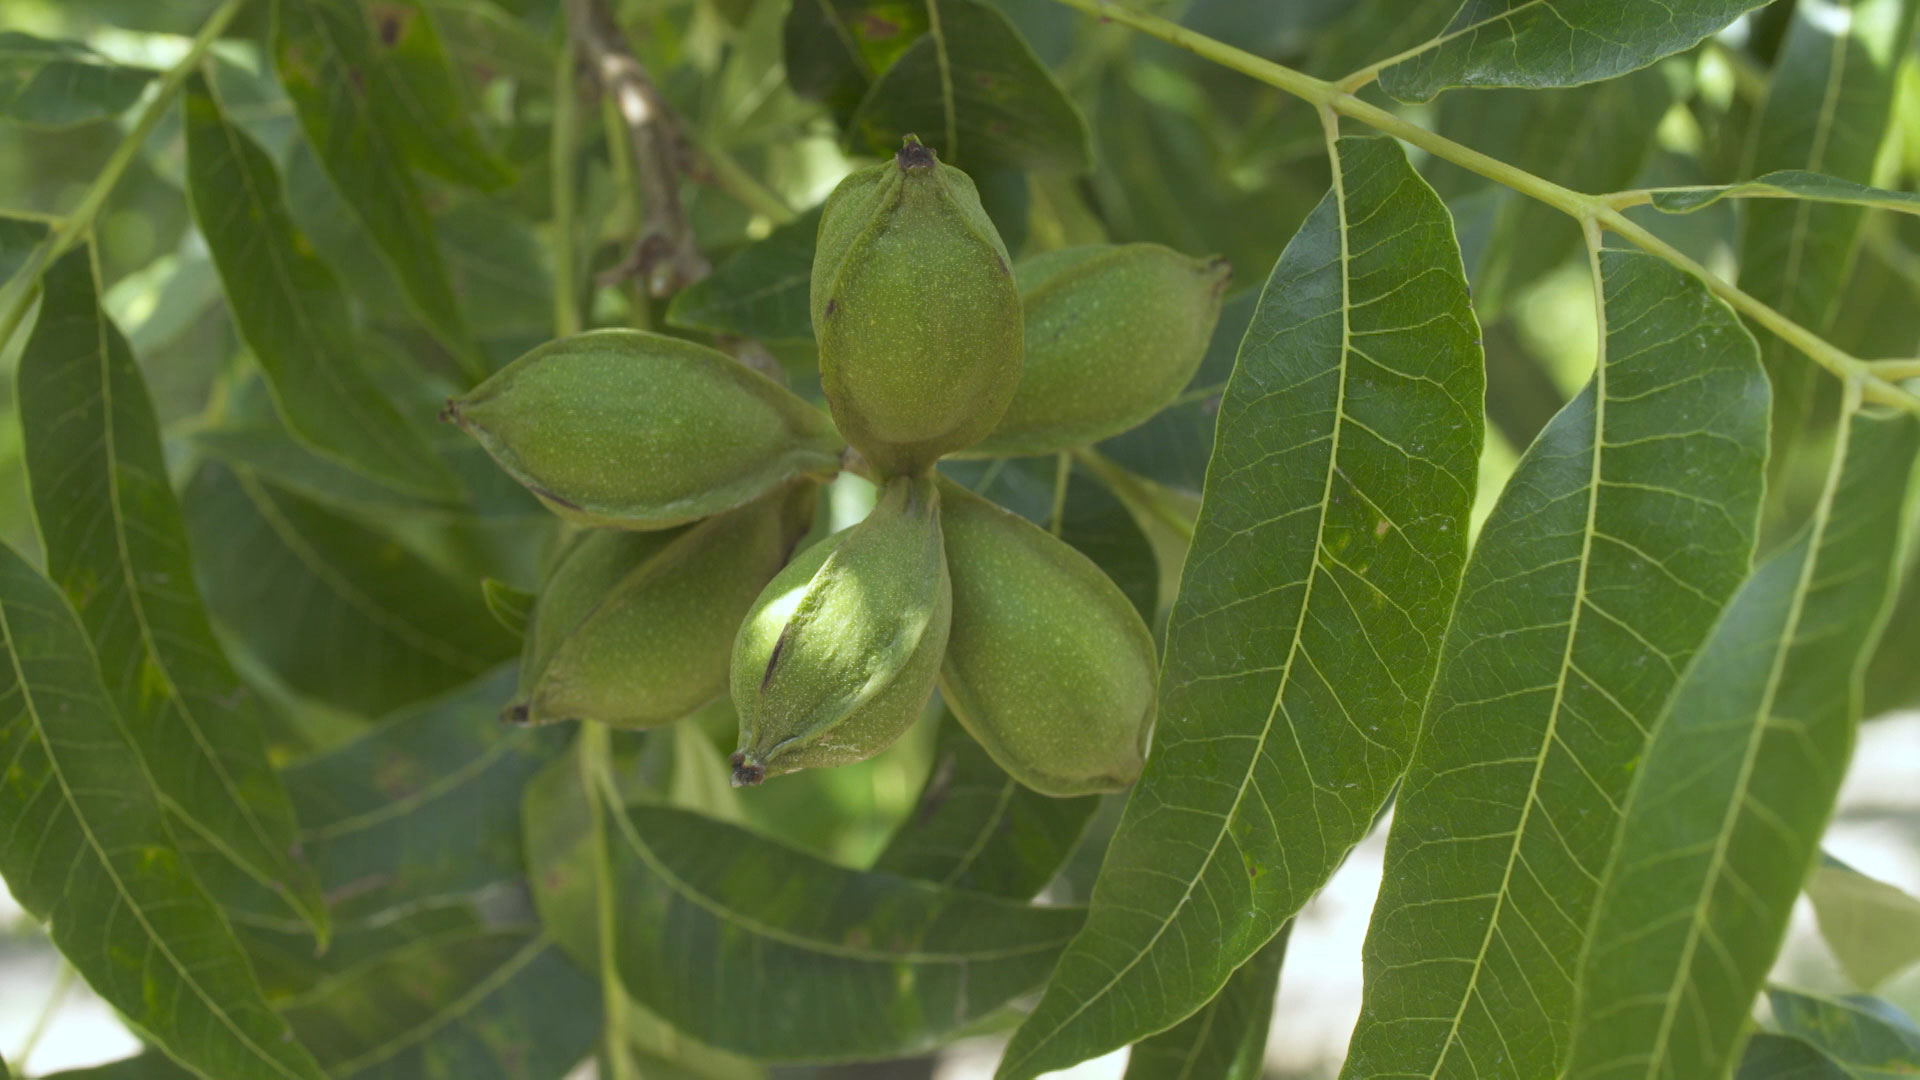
[
  {"left": 220, "top": 668, "right": 594, "bottom": 1079},
  {"left": 1341, "top": 249, "right": 1769, "bottom": 1079},
  {"left": 1565, "top": 408, "right": 1920, "bottom": 1080},
  {"left": 0, "top": 31, "right": 152, "bottom": 128},
  {"left": 181, "top": 462, "right": 517, "bottom": 717},
  {"left": 0, "top": 542, "right": 327, "bottom": 1080},
  {"left": 786, "top": 0, "right": 1090, "bottom": 172},
  {"left": 1379, "top": 0, "right": 1768, "bottom": 101},
  {"left": 273, "top": 0, "right": 482, "bottom": 370},
  {"left": 18, "top": 245, "right": 327, "bottom": 936},
  {"left": 183, "top": 77, "right": 460, "bottom": 501},
  {"left": 1738, "top": 0, "right": 1918, "bottom": 460},
  {"left": 528, "top": 751, "right": 1087, "bottom": 1063},
  {"left": 996, "top": 136, "right": 1484, "bottom": 1080},
  {"left": 1769, "top": 988, "right": 1920, "bottom": 1073},
  {"left": 874, "top": 713, "right": 1099, "bottom": 899},
  {"left": 1123, "top": 928, "right": 1288, "bottom": 1080}
]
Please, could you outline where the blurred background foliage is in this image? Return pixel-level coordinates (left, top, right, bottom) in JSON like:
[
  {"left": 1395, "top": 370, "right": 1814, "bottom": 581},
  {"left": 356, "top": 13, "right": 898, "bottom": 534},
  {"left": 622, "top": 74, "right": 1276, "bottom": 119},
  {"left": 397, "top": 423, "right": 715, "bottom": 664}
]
[{"left": 1, "top": 0, "right": 1919, "bottom": 1076}]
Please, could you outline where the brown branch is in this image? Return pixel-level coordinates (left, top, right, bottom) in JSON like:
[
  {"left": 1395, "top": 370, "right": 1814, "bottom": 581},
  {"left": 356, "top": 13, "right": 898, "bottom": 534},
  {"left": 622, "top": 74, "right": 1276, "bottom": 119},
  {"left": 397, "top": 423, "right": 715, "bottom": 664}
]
[{"left": 565, "top": 0, "right": 709, "bottom": 298}]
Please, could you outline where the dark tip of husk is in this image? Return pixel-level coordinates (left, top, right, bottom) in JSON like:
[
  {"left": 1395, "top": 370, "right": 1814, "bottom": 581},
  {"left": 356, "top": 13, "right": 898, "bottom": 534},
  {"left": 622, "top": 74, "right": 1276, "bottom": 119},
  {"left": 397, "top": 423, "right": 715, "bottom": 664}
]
[
  {"left": 438, "top": 398, "right": 463, "bottom": 424},
  {"left": 501, "top": 702, "right": 531, "bottom": 725},
  {"left": 896, "top": 135, "right": 936, "bottom": 171},
  {"left": 729, "top": 752, "right": 766, "bottom": 787}
]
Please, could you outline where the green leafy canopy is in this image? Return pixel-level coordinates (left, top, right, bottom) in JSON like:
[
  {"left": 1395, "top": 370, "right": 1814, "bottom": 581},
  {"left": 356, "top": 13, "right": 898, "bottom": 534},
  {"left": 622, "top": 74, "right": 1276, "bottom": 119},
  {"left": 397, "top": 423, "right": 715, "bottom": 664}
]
[{"left": 3, "top": 0, "right": 1919, "bottom": 1078}]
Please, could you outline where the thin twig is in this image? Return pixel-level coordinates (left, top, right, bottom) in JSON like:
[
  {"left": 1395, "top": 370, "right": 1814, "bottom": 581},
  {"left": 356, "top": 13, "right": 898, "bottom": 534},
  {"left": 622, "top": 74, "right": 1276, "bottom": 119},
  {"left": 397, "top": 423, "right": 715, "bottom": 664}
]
[{"left": 565, "top": 0, "right": 709, "bottom": 299}]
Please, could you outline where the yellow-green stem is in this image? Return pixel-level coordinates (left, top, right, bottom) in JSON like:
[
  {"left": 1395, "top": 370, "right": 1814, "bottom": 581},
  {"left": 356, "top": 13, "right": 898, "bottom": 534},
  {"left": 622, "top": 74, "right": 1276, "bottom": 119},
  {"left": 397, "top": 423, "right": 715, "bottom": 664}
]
[
  {"left": 579, "top": 722, "right": 638, "bottom": 1080},
  {"left": 552, "top": 35, "right": 583, "bottom": 338},
  {"left": 1039, "top": 0, "right": 1920, "bottom": 417},
  {"left": 0, "top": 0, "right": 251, "bottom": 352}
]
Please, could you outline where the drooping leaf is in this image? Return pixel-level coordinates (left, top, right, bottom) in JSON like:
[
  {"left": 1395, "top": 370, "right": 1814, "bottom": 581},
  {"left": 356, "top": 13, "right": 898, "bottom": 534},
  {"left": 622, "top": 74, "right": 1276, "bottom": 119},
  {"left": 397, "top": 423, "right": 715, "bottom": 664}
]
[
  {"left": 1737, "top": 0, "right": 1918, "bottom": 462},
  {"left": 273, "top": 0, "right": 483, "bottom": 371},
  {"left": 39, "top": 1056, "right": 195, "bottom": 1079},
  {"left": 364, "top": 0, "right": 516, "bottom": 191},
  {"left": 1807, "top": 856, "right": 1920, "bottom": 991},
  {"left": 996, "top": 136, "right": 1484, "bottom": 1080},
  {"left": 1651, "top": 170, "right": 1920, "bottom": 216},
  {"left": 226, "top": 668, "right": 595, "bottom": 1079},
  {"left": 0, "top": 542, "right": 327, "bottom": 1080},
  {"left": 666, "top": 205, "right": 822, "bottom": 344},
  {"left": 0, "top": 31, "right": 153, "bottom": 128},
  {"left": 1122, "top": 927, "right": 1288, "bottom": 1080},
  {"left": 1379, "top": 0, "right": 1768, "bottom": 102},
  {"left": 1342, "top": 249, "right": 1769, "bottom": 1080},
  {"left": 841, "top": 0, "right": 1092, "bottom": 172},
  {"left": 873, "top": 712, "right": 1099, "bottom": 899},
  {"left": 1863, "top": 496, "right": 1920, "bottom": 717},
  {"left": 528, "top": 746, "right": 1087, "bottom": 1063},
  {"left": 181, "top": 462, "right": 518, "bottom": 717},
  {"left": 1565, "top": 407, "right": 1920, "bottom": 1080},
  {"left": 1431, "top": 66, "right": 1675, "bottom": 318},
  {"left": 18, "top": 246, "right": 328, "bottom": 937},
  {"left": 1769, "top": 988, "right": 1920, "bottom": 1076},
  {"left": 182, "top": 76, "right": 461, "bottom": 501}
]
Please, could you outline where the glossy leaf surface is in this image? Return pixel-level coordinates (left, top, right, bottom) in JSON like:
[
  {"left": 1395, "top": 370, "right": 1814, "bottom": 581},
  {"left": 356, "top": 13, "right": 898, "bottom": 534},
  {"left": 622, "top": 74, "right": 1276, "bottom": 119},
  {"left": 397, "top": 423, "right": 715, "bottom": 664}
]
[
  {"left": 0, "top": 31, "right": 152, "bottom": 128},
  {"left": 1565, "top": 408, "right": 1920, "bottom": 1080}
]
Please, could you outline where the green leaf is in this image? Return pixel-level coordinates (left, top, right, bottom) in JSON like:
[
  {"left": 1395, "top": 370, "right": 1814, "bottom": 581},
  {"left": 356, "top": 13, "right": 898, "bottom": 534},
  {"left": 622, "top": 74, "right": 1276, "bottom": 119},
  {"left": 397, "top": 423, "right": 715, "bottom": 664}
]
[
  {"left": 18, "top": 245, "right": 329, "bottom": 938},
  {"left": 1122, "top": 927, "right": 1288, "bottom": 1080},
  {"left": 1737, "top": 0, "right": 1918, "bottom": 462},
  {"left": 229, "top": 668, "right": 596, "bottom": 1078},
  {"left": 1432, "top": 66, "right": 1675, "bottom": 318},
  {"left": 1342, "top": 250, "right": 1770, "bottom": 1080},
  {"left": 666, "top": 205, "right": 822, "bottom": 344},
  {"left": 364, "top": 0, "right": 515, "bottom": 191},
  {"left": 528, "top": 754, "right": 1088, "bottom": 1062},
  {"left": 873, "top": 711, "right": 1099, "bottom": 899},
  {"left": 1565, "top": 407, "right": 1920, "bottom": 1080},
  {"left": 422, "top": 0, "right": 551, "bottom": 88},
  {"left": 273, "top": 0, "right": 483, "bottom": 372},
  {"left": 182, "top": 77, "right": 462, "bottom": 502},
  {"left": 784, "top": 0, "right": 929, "bottom": 123},
  {"left": 481, "top": 577, "right": 534, "bottom": 637},
  {"left": 996, "top": 136, "right": 1484, "bottom": 1080},
  {"left": 1807, "top": 857, "right": 1920, "bottom": 990},
  {"left": 1770, "top": 989, "right": 1920, "bottom": 1077},
  {"left": 1651, "top": 170, "right": 1920, "bottom": 216},
  {"left": 181, "top": 462, "right": 518, "bottom": 717},
  {"left": 1738, "top": 1034, "right": 1852, "bottom": 1080},
  {"left": 0, "top": 31, "right": 154, "bottom": 128},
  {"left": 1864, "top": 489, "right": 1920, "bottom": 717},
  {"left": 842, "top": 0, "right": 1092, "bottom": 172},
  {"left": 39, "top": 1056, "right": 196, "bottom": 1079},
  {"left": 0, "top": 541, "right": 328, "bottom": 1080},
  {"left": 1379, "top": 0, "right": 1768, "bottom": 102},
  {"left": 0, "top": 212, "right": 49, "bottom": 287}
]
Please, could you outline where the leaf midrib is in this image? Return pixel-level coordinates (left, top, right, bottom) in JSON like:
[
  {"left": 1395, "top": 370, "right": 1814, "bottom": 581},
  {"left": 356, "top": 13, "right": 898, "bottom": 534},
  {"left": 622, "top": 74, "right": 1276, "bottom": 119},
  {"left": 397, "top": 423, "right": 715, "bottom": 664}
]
[
  {"left": 1003, "top": 131, "right": 1359, "bottom": 1078},
  {"left": 0, "top": 591, "right": 316, "bottom": 1080},
  {"left": 607, "top": 800, "right": 1079, "bottom": 965},
  {"left": 1630, "top": 409, "right": 1853, "bottom": 1078}
]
